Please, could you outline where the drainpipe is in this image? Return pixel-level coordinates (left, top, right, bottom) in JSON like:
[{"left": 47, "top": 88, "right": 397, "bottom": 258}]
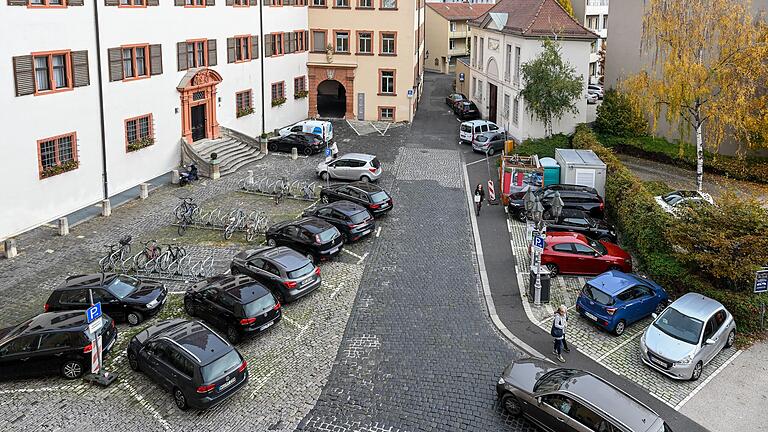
[
  {"left": 92, "top": 0, "right": 109, "bottom": 199},
  {"left": 258, "top": 0, "right": 266, "bottom": 134}
]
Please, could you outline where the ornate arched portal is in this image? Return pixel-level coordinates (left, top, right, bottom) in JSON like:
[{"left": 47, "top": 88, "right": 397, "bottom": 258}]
[{"left": 177, "top": 68, "right": 223, "bottom": 142}]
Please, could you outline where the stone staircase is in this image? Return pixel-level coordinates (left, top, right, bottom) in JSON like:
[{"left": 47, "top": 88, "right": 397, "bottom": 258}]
[{"left": 190, "top": 129, "right": 263, "bottom": 176}]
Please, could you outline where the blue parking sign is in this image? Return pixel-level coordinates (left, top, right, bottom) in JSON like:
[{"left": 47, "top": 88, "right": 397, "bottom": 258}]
[
  {"left": 86, "top": 302, "right": 102, "bottom": 323},
  {"left": 533, "top": 236, "right": 546, "bottom": 251},
  {"left": 325, "top": 148, "right": 332, "bottom": 157}
]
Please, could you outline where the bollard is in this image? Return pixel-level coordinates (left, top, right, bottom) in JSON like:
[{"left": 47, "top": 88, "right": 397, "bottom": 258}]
[
  {"left": 101, "top": 199, "right": 112, "bottom": 217},
  {"left": 4, "top": 239, "right": 18, "bottom": 259},
  {"left": 291, "top": 147, "right": 298, "bottom": 160},
  {"left": 140, "top": 183, "right": 149, "bottom": 200},
  {"left": 171, "top": 169, "right": 180, "bottom": 184},
  {"left": 211, "top": 163, "right": 221, "bottom": 180},
  {"left": 260, "top": 137, "right": 268, "bottom": 155},
  {"left": 58, "top": 217, "right": 69, "bottom": 236},
  {"left": 247, "top": 170, "right": 254, "bottom": 185}
]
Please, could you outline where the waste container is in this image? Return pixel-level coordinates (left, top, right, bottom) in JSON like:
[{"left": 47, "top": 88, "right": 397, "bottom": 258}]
[{"left": 528, "top": 265, "right": 551, "bottom": 303}]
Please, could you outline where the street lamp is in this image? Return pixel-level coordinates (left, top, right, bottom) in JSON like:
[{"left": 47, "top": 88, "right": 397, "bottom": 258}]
[
  {"left": 550, "top": 191, "right": 564, "bottom": 221},
  {"left": 531, "top": 196, "right": 545, "bottom": 306}
]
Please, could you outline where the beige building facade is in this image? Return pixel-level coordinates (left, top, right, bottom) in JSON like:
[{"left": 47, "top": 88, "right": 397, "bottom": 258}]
[
  {"left": 425, "top": 3, "right": 492, "bottom": 74},
  {"left": 307, "top": 0, "right": 426, "bottom": 122}
]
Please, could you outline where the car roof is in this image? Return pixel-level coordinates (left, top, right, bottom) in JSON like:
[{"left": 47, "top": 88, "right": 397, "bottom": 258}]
[
  {"left": 339, "top": 153, "right": 375, "bottom": 161},
  {"left": 161, "top": 320, "right": 232, "bottom": 365},
  {"left": 670, "top": 293, "right": 725, "bottom": 319},
  {"left": 555, "top": 369, "right": 660, "bottom": 431},
  {"left": 545, "top": 184, "right": 599, "bottom": 195},
  {"left": 2, "top": 311, "right": 88, "bottom": 342},
  {"left": 546, "top": 231, "right": 588, "bottom": 243},
  {"left": 587, "top": 271, "right": 644, "bottom": 296},
  {"left": 324, "top": 200, "right": 368, "bottom": 214},
  {"left": 295, "top": 216, "right": 334, "bottom": 233},
  {"left": 256, "top": 246, "right": 309, "bottom": 270},
  {"left": 348, "top": 182, "right": 384, "bottom": 193},
  {"left": 461, "top": 120, "right": 494, "bottom": 126},
  {"left": 61, "top": 273, "right": 118, "bottom": 289},
  {"left": 556, "top": 208, "right": 589, "bottom": 219},
  {"left": 202, "top": 274, "right": 270, "bottom": 302}
]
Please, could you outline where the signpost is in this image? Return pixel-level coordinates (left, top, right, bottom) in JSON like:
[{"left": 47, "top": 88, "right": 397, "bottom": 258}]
[
  {"left": 83, "top": 302, "right": 117, "bottom": 386},
  {"left": 756, "top": 268, "right": 768, "bottom": 329},
  {"left": 487, "top": 180, "right": 495, "bottom": 202},
  {"left": 532, "top": 235, "right": 545, "bottom": 253},
  {"left": 459, "top": 72, "right": 465, "bottom": 82}
]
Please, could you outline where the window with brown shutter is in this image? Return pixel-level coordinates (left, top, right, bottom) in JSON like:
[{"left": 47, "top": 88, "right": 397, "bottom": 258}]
[
  {"left": 207, "top": 39, "right": 217, "bottom": 66},
  {"left": 177, "top": 42, "right": 188, "bottom": 71},
  {"left": 13, "top": 56, "right": 35, "bottom": 96},
  {"left": 265, "top": 33, "right": 283, "bottom": 57},
  {"left": 271, "top": 82, "right": 285, "bottom": 100},
  {"left": 179, "top": 39, "right": 211, "bottom": 69},
  {"left": 250, "top": 36, "right": 259, "bottom": 59},
  {"left": 71, "top": 50, "right": 89, "bottom": 87},
  {"left": 149, "top": 44, "right": 162, "bottom": 75},
  {"left": 7, "top": 0, "right": 30, "bottom": 6},
  {"left": 121, "top": 45, "right": 150, "bottom": 80},
  {"left": 311, "top": 30, "right": 326, "bottom": 53},
  {"left": 29, "top": 51, "right": 73, "bottom": 95},
  {"left": 37, "top": 132, "right": 79, "bottom": 179}
]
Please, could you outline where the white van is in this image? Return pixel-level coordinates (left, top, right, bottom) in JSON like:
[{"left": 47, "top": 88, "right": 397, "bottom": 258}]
[
  {"left": 279, "top": 120, "right": 334, "bottom": 143},
  {"left": 459, "top": 120, "right": 501, "bottom": 145}
]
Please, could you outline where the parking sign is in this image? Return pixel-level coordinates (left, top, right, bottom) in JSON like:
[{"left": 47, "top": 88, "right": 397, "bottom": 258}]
[
  {"left": 533, "top": 236, "right": 545, "bottom": 252},
  {"left": 325, "top": 148, "right": 332, "bottom": 157},
  {"left": 86, "top": 303, "right": 102, "bottom": 323},
  {"left": 755, "top": 269, "right": 768, "bottom": 294}
]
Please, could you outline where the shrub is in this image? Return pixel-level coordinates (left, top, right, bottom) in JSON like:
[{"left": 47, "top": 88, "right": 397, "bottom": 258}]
[
  {"left": 642, "top": 181, "right": 674, "bottom": 197},
  {"left": 516, "top": 134, "right": 570, "bottom": 158},
  {"left": 594, "top": 89, "right": 648, "bottom": 137}
]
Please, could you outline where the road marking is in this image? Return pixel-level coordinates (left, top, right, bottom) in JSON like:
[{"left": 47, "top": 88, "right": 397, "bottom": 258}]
[
  {"left": 329, "top": 283, "right": 344, "bottom": 299},
  {"left": 356, "top": 252, "right": 369, "bottom": 264},
  {"left": 282, "top": 316, "right": 308, "bottom": 331},
  {"left": 249, "top": 370, "right": 276, "bottom": 399},
  {"left": 506, "top": 218, "right": 513, "bottom": 233},
  {"left": 375, "top": 227, "right": 382, "bottom": 237},
  {"left": 346, "top": 119, "right": 361, "bottom": 136},
  {"left": 0, "top": 386, "right": 76, "bottom": 395},
  {"left": 342, "top": 249, "right": 364, "bottom": 260},
  {"left": 465, "top": 158, "right": 486, "bottom": 166},
  {"left": 674, "top": 349, "right": 743, "bottom": 411},
  {"left": 120, "top": 381, "right": 171, "bottom": 430},
  {"left": 596, "top": 331, "right": 643, "bottom": 362}
]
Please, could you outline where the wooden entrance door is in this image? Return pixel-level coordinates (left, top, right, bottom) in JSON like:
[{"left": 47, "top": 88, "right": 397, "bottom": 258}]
[
  {"left": 488, "top": 84, "right": 498, "bottom": 124},
  {"left": 191, "top": 104, "right": 207, "bottom": 142}
]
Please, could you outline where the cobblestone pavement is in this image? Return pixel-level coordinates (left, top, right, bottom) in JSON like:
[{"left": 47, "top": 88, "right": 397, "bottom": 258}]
[
  {"left": 506, "top": 216, "right": 739, "bottom": 409},
  {"left": 297, "top": 75, "right": 535, "bottom": 432}
]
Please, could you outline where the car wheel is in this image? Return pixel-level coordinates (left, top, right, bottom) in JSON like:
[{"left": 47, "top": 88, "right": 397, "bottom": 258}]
[
  {"left": 127, "top": 311, "right": 142, "bottom": 326},
  {"left": 303, "top": 147, "right": 313, "bottom": 156},
  {"left": 359, "top": 175, "right": 371, "bottom": 183},
  {"left": 321, "top": 194, "right": 329, "bottom": 204},
  {"left": 61, "top": 360, "right": 84, "bottom": 379},
  {"left": 173, "top": 387, "right": 189, "bottom": 411},
  {"left": 500, "top": 393, "right": 522, "bottom": 417},
  {"left": 487, "top": 147, "right": 495, "bottom": 156},
  {"left": 128, "top": 352, "right": 140, "bottom": 371},
  {"left": 690, "top": 361, "right": 703, "bottom": 381},
  {"left": 268, "top": 142, "right": 278, "bottom": 151},
  {"left": 654, "top": 301, "right": 667, "bottom": 315},
  {"left": 226, "top": 326, "right": 241, "bottom": 344},
  {"left": 267, "top": 238, "right": 277, "bottom": 246},
  {"left": 545, "top": 264, "right": 559, "bottom": 277},
  {"left": 725, "top": 329, "right": 736, "bottom": 348},
  {"left": 320, "top": 171, "right": 329, "bottom": 181},
  {"left": 613, "top": 320, "right": 626, "bottom": 336},
  {"left": 184, "top": 300, "right": 196, "bottom": 317}
]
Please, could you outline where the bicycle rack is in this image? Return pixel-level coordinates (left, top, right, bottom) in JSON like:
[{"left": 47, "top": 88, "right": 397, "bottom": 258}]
[
  {"left": 98, "top": 239, "right": 216, "bottom": 282},
  {"left": 172, "top": 199, "right": 268, "bottom": 241},
  {"left": 238, "top": 174, "right": 321, "bottom": 202}
]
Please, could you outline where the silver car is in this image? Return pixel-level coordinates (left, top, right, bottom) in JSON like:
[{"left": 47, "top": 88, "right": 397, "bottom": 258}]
[
  {"left": 640, "top": 293, "right": 736, "bottom": 381},
  {"left": 472, "top": 131, "right": 507, "bottom": 156},
  {"left": 316, "top": 153, "right": 382, "bottom": 182}
]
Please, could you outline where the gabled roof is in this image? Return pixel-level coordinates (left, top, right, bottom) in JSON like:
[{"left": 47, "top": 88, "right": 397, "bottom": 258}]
[
  {"left": 427, "top": 2, "right": 494, "bottom": 21},
  {"left": 470, "top": 0, "right": 597, "bottom": 41}
]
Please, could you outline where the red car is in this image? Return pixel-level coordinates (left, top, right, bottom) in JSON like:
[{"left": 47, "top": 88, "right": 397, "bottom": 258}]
[{"left": 539, "top": 232, "right": 631, "bottom": 276}]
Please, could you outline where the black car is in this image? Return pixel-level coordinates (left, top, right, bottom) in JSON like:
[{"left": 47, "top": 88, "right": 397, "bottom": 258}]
[
  {"left": 127, "top": 319, "right": 248, "bottom": 411},
  {"left": 543, "top": 209, "right": 616, "bottom": 242},
  {"left": 231, "top": 246, "right": 322, "bottom": 303},
  {"left": 46, "top": 273, "right": 167, "bottom": 326},
  {"left": 184, "top": 274, "right": 281, "bottom": 343},
  {"left": 507, "top": 184, "right": 605, "bottom": 221},
  {"left": 267, "top": 132, "right": 324, "bottom": 155},
  {"left": 302, "top": 200, "right": 375, "bottom": 242},
  {"left": 454, "top": 100, "right": 481, "bottom": 120},
  {"left": 446, "top": 92, "right": 466, "bottom": 107},
  {"left": 265, "top": 217, "right": 343, "bottom": 263},
  {"left": 0, "top": 311, "right": 118, "bottom": 380},
  {"left": 320, "top": 182, "right": 393, "bottom": 216}
]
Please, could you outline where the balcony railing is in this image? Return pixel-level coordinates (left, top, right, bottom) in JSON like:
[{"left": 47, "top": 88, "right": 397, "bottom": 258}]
[
  {"left": 587, "top": 0, "right": 608, "bottom": 5},
  {"left": 449, "top": 30, "right": 469, "bottom": 38}
]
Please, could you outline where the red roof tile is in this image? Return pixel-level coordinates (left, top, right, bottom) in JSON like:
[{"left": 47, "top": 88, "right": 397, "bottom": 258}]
[
  {"left": 427, "top": 2, "right": 495, "bottom": 21},
  {"left": 471, "top": 0, "right": 597, "bottom": 40}
]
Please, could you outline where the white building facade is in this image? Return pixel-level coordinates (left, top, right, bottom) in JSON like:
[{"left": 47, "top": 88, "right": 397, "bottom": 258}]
[
  {"left": 468, "top": 0, "right": 596, "bottom": 142},
  {"left": 0, "top": 0, "right": 309, "bottom": 240},
  {"left": 573, "top": 0, "right": 609, "bottom": 83}
]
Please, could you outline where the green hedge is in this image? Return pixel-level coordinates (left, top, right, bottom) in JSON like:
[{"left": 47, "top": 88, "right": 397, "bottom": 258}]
[
  {"left": 572, "top": 125, "right": 765, "bottom": 339},
  {"left": 598, "top": 133, "right": 768, "bottom": 184},
  {"left": 515, "top": 134, "right": 570, "bottom": 158}
]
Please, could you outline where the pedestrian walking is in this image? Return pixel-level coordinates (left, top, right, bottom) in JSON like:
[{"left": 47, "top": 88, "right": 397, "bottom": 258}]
[
  {"left": 330, "top": 141, "right": 339, "bottom": 159},
  {"left": 560, "top": 304, "right": 571, "bottom": 353},
  {"left": 551, "top": 305, "right": 567, "bottom": 363},
  {"left": 474, "top": 184, "right": 485, "bottom": 216}
]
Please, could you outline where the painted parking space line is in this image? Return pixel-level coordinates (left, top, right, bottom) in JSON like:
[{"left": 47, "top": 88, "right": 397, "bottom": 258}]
[
  {"left": 356, "top": 252, "right": 369, "bottom": 264},
  {"left": 342, "top": 249, "right": 364, "bottom": 260},
  {"left": 375, "top": 227, "right": 382, "bottom": 238},
  {"left": 674, "top": 349, "right": 743, "bottom": 411},
  {"left": 465, "top": 158, "right": 486, "bottom": 166},
  {"left": 120, "top": 381, "right": 171, "bottom": 431},
  {"left": 0, "top": 386, "right": 77, "bottom": 395},
  {"left": 596, "top": 331, "right": 643, "bottom": 362},
  {"left": 282, "top": 316, "right": 309, "bottom": 331}
]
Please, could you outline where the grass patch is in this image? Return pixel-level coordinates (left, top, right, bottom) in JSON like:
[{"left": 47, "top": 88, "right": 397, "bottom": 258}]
[{"left": 515, "top": 134, "right": 570, "bottom": 158}]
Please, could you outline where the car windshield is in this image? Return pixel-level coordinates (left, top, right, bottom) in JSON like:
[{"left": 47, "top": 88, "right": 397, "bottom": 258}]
[
  {"left": 533, "top": 368, "right": 580, "bottom": 393},
  {"left": 582, "top": 283, "right": 614, "bottom": 305},
  {"left": 653, "top": 307, "right": 703, "bottom": 345},
  {"left": 589, "top": 240, "right": 608, "bottom": 255},
  {"left": 201, "top": 350, "right": 242, "bottom": 383},
  {"left": 108, "top": 275, "right": 139, "bottom": 299},
  {"left": 243, "top": 294, "right": 276, "bottom": 316},
  {"left": 287, "top": 262, "right": 314, "bottom": 279},
  {"left": 350, "top": 211, "right": 369, "bottom": 224},
  {"left": 662, "top": 193, "right": 686, "bottom": 206},
  {"left": 318, "top": 228, "right": 337, "bottom": 243},
  {"left": 460, "top": 124, "right": 472, "bottom": 132},
  {"left": 370, "top": 191, "right": 389, "bottom": 203}
]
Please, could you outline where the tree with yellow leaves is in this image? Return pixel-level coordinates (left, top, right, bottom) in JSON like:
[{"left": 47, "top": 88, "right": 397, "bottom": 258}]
[
  {"left": 556, "top": 0, "right": 573, "bottom": 17},
  {"left": 623, "top": 0, "right": 768, "bottom": 191}
]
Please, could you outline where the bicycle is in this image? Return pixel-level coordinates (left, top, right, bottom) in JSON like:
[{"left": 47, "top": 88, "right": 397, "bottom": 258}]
[
  {"left": 223, "top": 209, "right": 245, "bottom": 240},
  {"left": 301, "top": 182, "right": 317, "bottom": 200},
  {"left": 274, "top": 177, "right": 290, "bottom": 205},
  {"left": 174, "top": 198, "right": 197, "bottom": 221},
  {"left": 176, "top": 202, "right": 200, "bottom": 236},
  {"left": 135, "top": 240, "right": 161, "bottom": 270},
  {"left": 99, "top": 235, "right": 132, "bottom": 272},
  {"left": 157, "top": 244, "right": 186, "bottom": 272}
]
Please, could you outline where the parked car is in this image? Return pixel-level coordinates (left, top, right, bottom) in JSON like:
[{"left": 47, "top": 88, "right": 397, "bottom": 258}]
[
  {"left": 265, "top": 217, "right": 343, "bottom": 263},
  {"left": 541, "top": 209, "right": 616, "bottom": 242},
  {"left": 507, "top": 184, "right": 605, "bottom": 221},
  {"left": 302, "top": 200, "right": 376, "bottom": 242},
  {"left": 459, "top": 119, "right": 501, "bottom": 145},
  {"left": 45, "top": 273, "right": 167, "bottom": 326},
  {"left": 472, "top": 131, "right": 507, "bottom": 156},
  {"left": 316, "top": 153, "right": 382, "bottom": 182},
  {"left": 320, "top": 182, "right": 393, "bottom": 217},
  {"left": 454, "top": 100, "right": 481, "bottom": 120},
  {"left": 640, "top": 293, "right": 736, "bottom": 381},
  {"left": 184, "top": 274, "right": 281, "bottom": 343},
  {"left": 0, "top": 311, "right": 118, "bottom": 380},
  {"left": 267, "top": 132, "right": 324, "bottom": 156},
  {"left": 586, "top": 92, "right": 598, "bottom": 104},
  {"left": 127, "top": 319, "right": 248, "bottom": 410},
  {"left": 539, "top": 232, "right": 632, "bottom": 276},
  {"left": 497, "top": 358, "right": 670, "bottom": 432},
  {"left": 278, "top": 119, "right": 333, "bottom": 143},
  {"left": 588, "top": 84, "right": 604, "bottom": 99},
  {"left": 230, "top": 246, "right": 322, "bottom": 303},
  {"left": 446, "top": 93, "right": 466, "bottom": 107},
  {"left": 654, "top": 190, "right": 714, "bottom": 216},
  {"left": 575, "top": 271, "right": 669, "bottom": 336}
]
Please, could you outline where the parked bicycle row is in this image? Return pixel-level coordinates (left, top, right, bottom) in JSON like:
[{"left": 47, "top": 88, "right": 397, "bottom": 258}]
[
  {"left": 238, "top": 176, "right": 322, "bottom": 203},
  {"left": 98, "top": 238, "right": 215, "bottom": 281},
  {"left": 173, "top": 198, "right": 269, "bottom": 241}
]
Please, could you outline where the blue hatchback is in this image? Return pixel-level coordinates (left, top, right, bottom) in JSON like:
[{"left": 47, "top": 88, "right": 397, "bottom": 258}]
[{"left": 575, "top": 271, "right": 669, "bottom": 336}]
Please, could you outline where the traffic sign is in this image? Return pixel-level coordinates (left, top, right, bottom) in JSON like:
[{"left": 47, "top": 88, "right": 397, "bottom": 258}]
[
  {"left": 532, "top": 235, "right": 546, "bottom": 252},
  {"left": 86, "top": 303, "right": 102, "bottom": 323},
  {"left": 325, "top": 148, "right": 332, "bottom": 157},
  {"left": 88, "top": 318, "right": 104, "bottom": 336},
  {"left": 459, "top": 72, "right": 465, "bottom": 82},
  {"left": 487, "top": 180, "right": 495, "bottom": 201},
  {"left": 407, "top": 88, "right": 414, "bottom": 98},
  {"left": 755, "top": 269, "right": 768, "bottom": 294}
]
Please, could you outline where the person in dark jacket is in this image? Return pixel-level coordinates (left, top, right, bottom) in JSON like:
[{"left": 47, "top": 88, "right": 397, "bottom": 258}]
[{"left": 474, "top": 184, "right": 485, "bottom": 216}]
